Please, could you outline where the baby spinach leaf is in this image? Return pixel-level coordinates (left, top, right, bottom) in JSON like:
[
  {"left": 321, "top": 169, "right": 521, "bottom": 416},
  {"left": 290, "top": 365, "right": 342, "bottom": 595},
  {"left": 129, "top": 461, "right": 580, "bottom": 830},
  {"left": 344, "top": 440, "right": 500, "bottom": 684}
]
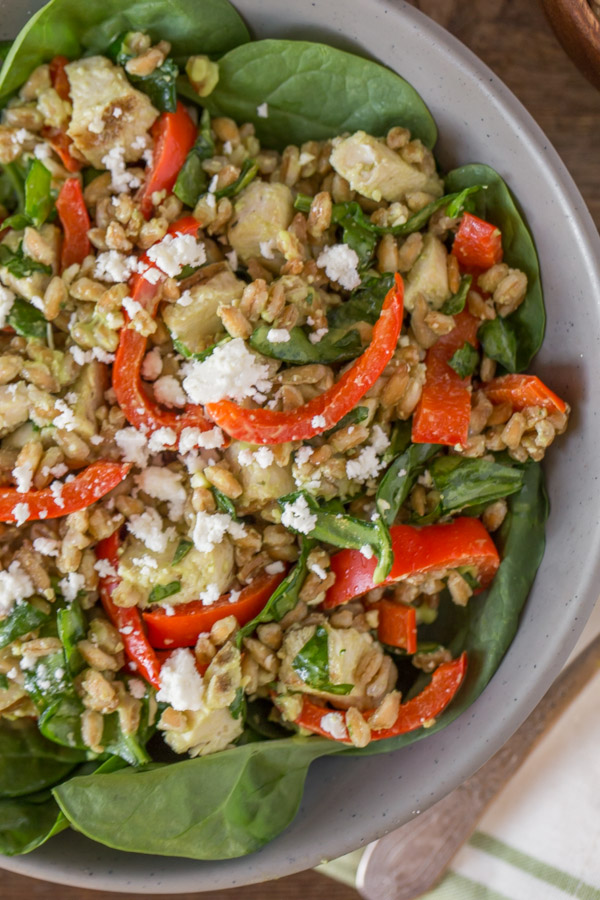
[
  {"left": 331, "top": 202, "right": 378, "bottom": 269},
  {"left": 24, "top": 158, "right": 53, "bottom": 228},
  {"left": 0, "top": 40, "right": 12, "bottom": 66},
  {"left": 478, "top": 316, "right": 518, "bottom": 372},
  {"left": 323, "top": 406, "right": 369, "bottom": 438},
  {"left": 56, "top": 597, "right": 87, "bottom": 676},
  {"left": 448, "top": 341, "right": 479, "bottom": 378},
  {"left": 0, "top": 245, "right": 52, "bottom": 280},
  {"left": 445, "top": 185, "right": 483, "bottom": 218},
  {"left": 54, "top": 736, "right": 341, "bottom": 859},
  {"left": 108, "top": 31, "right": 179, "bottom": 111},
  {"left": 148, "top": 581, "right": 181, "bottom": 603},
  {"left": 250, "top": 324, "right": 362, "bottom": 366},
  {"left": 445, "top": 164, "right": 544, "bottom": 372},
  {"left": 229, "top": 686, "right": 246, "bottom": 721},
  {"left": 0, "top": 0, "right": 250, "bottom": 103},
  {"left": 174, "top": 108, "right": 214, "bottom": 207},
  {"left": 172, "top": 538, "right": 193, "bottom": 566},
  {"left": 1, "top": 161, "right": 26, "bottom": 212},
  {"left": 0, "top": 792, "right": 67, "bottom": 856},
  {"left": 376, "top": 442, "right": 440, "bottom": 526},
  {"left": 0, "top": 719, "right": 82, "bottom": 799},
  {"left": 214, "top": 158, "right": 258, "bottom": 200},
  {"left": 429, "top": 456, "right": 524, "bottom": 513},
  {"left": 0, "top": 599, "right": 50, "bottom": 649},
  {"left": 292, "top": 625, "right": 353, "bottom": 695},
  {"left": 328, "top": 273, "right": 395, "bottom": 329},
  {"left": 441, "top": 274, "right": 472, "bottom": 315},
  {"left": 205, "top": 40, "right": 438, "bottom": 151}
]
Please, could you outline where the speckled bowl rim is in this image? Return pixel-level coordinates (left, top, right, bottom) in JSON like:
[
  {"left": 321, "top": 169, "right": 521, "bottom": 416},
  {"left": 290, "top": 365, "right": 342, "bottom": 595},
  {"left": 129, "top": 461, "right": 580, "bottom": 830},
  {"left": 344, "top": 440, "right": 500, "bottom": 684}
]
[{"left": 1, "top": 0, "right": 600, "bottom": 893}]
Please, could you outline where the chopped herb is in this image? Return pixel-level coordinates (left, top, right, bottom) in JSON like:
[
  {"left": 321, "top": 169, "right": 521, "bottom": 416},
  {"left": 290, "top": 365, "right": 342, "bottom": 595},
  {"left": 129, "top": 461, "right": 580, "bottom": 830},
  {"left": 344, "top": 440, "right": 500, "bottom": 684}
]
[
  {"left": 448, "top": 341, "right": 479, "bottom": 378},
  {"left": 214, "top": 158, "right": 258, "bottom": 200},
  {"left": 172, "top": 539, "right": 193, "bottom": 566},
  {"left": 148, "top": 582, "right": 181, "bottom": 603},
  {"left": 6, "top": 297, "right": 47, "bottom": 340},
  {"left": 292, "top": 625, "right": 353, "bottom": 695},
  {"left": 441, "top": 274, "right": 472, "bottom": 315}
]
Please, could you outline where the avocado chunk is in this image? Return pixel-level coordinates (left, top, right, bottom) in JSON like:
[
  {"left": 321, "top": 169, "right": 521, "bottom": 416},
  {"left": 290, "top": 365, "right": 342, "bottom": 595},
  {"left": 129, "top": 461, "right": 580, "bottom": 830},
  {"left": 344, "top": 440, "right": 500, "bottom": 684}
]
[
  {"left": 163, "top": 267, "right": 245, "bottom": 356},
  {"left": 403, "top": 233, "right": 451, "bottom": 312},
  {"left": 227, "top": 181, "right": 294, "bottom": 264}
]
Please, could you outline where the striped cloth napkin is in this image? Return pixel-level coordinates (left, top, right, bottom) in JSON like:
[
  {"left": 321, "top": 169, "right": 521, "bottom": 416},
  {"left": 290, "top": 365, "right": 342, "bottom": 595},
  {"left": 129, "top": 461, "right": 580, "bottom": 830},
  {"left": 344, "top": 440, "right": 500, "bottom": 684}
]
[{"left": 319, "top": 600, "right": 600, "bottom": 900}]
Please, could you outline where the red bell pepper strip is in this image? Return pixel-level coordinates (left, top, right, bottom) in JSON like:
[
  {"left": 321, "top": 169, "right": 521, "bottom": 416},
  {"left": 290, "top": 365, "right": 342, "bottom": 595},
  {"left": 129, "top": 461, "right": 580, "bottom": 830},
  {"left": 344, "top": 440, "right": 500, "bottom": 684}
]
[
  {"left": 139, "top": 102, "right": 197, "bottom": 219},
  {"left": 371, "top": 600, "right": 417, "bottom": 654},
  {"left": 143, "top": 569, "right": 287, "bottom": 649},
  {"left": 0, "top": 461, "right": 130, "bottom": 523},
  {"left": 452, "top": 212, "right": 503, "bottom": 270},
  {"left": 49, "top": 55, "right": 71, "bottom": 101},
  {"left": 323, "top": 517, "right": 499, "bottom": 610},
  {"left": 112, "top": 216, "right": 213, "bottom": 440},
  {"left": 56, "top": 177, "right": 91, "bottom": 270},
  {"left": 206, "top": 273, "right": 405, "bottom": 445},
  {"left": 483, "top": 374, "right": 567, "bottom": 415},
  {"left": 96, "top": 531, "right": 162, "bottom": 689},
  {"left": 291, "top": 653, "right": 467, "bottom": 742},
  {"left": 412, "top": 310, "right": 480, "bottom": 447},
  {"left": 41, "top": 127, "right": 81, "bottom": 173}
]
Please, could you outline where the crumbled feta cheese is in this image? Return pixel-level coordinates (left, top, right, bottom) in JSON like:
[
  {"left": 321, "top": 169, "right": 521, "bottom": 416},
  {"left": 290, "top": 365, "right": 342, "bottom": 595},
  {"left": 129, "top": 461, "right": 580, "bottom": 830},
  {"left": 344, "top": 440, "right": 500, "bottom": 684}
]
[
  {"left": 115, "top": 427, "right": 149, "bottom": 467},
  {"left": 94, "top": 558, "right": 118, "bottom": 579},
  {"left": 320, "top": 712, "right": 347, "bottom": 740},
  {"left": 139, "top": 265, "right": 162, "bottom": 285},
  {"left": 53, "top": 398, "right": 78, "bottom": 431},
  {"left": 94, "top": 250, "right": 139, "bottom": 283},
  {"left": 33, "top": 537, "right": 60, "bottom": 557},
  {"left": 112, "top": 106, "right": 123, "bottom": 119},
  {"left": 309, "top": 327, "right": 329, "bottom": 344},
  {"left": 192, "top": 510, "right": 246, "bottom": 553},
  {"left": 281, "top": 495, "right": 317, "bottom": 535},
  {"left": 228, "top": 589, "right": 241, "bottom": 604},
  {"left": 0, "top": 285, "right": 16, "bottom": 328},
  {"left": 182, "top": 338, "right": 271, "bottom": 405},
  {"left": 177, "top": 289, "right": 194, "bottom": 308},
  {"left": 253, "top": 446, "right": 275, "bottom": 469},
  {"left": 128, "top": 508, "right": 175, "bottom": 553},
  {"left": 147, "top": 426, "right": 177, "bottom": 453},
  {"left": 122, "top": 295, "right": 144, "bottom": 321},
  {"left": 0, "top": 562, "right": 35, "bottom": 616},
  {"left": 136, "top": 467, "right": 186, "bottom": 521},
  {"left": 12, "top": 503, "right": 30, "bottom": 527},
  {"left": 265, "top": 560, "right": 285, "bottom": 575},
  {"left": 256, "top": 102, "right": 269, "bottom": 118},
  {"left": 311, "top": 415, "right": 327, "bottom": 430},
  {"left": 141, "top": 348, "right": 163, "bottom": 381},
  {"left": 33, "top": 142, "right": 52, "bottom": 160},
  {"left": 359, "top": 544, "right": 374, "bottom": 560},
  {"left": 317, "top": 244, "right": 361, "bottom": 291},
  {"left": 92, "top": 347, "right": 115, "bottom": 364},
  {"left": 50, "top": 480, "right": 65, "bottom": 509},
  {"left": 102, "top": 146, "right": 141, "bottom": 193},
  {"left": 199, "top": 583, "right": 221, "bottom": 605},
  {"left": 178, "top": 426, "right": 224, "bottom": 454},
  {"left": 13, "top": 462, "right": 33, "bottom": 494},
  {"left": 223, "top": 140, "right": 233, "bottom": 154},
  {"left": 128, "top": 678, "right": 146, "bottom": 699},
  {"left": 156, "top": 648, "right": 205, "bottom": 711},
  {"left": 267, "top": 328, "right": 290, "bottom": 343},
  {"left": 58, "top": 572, "right": 86, "bottom": 602},
  {"left": 295, "top": 446, "right": 314, "bottom": 466},
  {"left": 70, "top": 345, "right": 93, "bottom": 366},
  {"left": 346, "top": 425, "right": 391, "bottom": 483},
  {"left": 298, "top": 151, "right": 316, "bottom": 166},
  {"left": 259, "top": 238, "right": 276, "bottom": 259},
  {"left": 208, "top": 174, "right": 219, "bottom": 194},
  {"left": 146, "top": 232, "right": 206, "bottom": 278},
  {"left": 153, "top": 375, "right": 186, "bottom": 408},
  {"left": 309, "top": 561, "right": 327, "bottom": 580}
]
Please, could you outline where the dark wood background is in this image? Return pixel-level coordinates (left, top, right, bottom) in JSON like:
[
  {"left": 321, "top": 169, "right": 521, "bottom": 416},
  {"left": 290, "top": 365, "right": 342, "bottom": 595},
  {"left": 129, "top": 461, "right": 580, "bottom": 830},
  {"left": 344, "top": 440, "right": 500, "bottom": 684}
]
[{"left": 3, "top": 1, "right": 599, "bottom": 898}]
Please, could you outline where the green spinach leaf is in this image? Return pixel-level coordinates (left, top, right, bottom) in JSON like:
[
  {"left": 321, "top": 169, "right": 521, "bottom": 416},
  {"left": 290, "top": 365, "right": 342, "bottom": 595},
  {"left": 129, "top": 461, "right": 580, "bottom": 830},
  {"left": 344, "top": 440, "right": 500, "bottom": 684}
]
[
  {"left": 172, "top": 538, "right": 193, "bottom": 566},
  {"left": 0, "top": 599, "right": 50, "bottom": 649},
  {"left": 0, "top": 719, "right": 82, "bottom": 799},
  {"left": 292, "top": 625, "right": 353, "bottom": 695},
  {"left": 205, "top": 40, "right": 437, "bottom": 150},
  {"left": 56, "top": 597, "right": 87, "bottom": 676},
  {"left": 214, "top": 158, "right": 258, "bottom": 200},
  {"left": 478, "top": 316, "right": 518, "bottom": 371},
  {"left": 441, "top": 274, "right": 472, "bottom": 315},
  {"left": 148, "top": 581, "right": 181, "bottom": 603},
  {"left": 327, "top": 273, "right": 395, "bottom": 329},
  {"left": 448, "top": 341, "right": 479, "bottom": 378},
  {"left": 174, "top": 108, "right": 214, "bottom": 207},
  {"left": 7, "top": 296, "right": 48, "bottom": 338},
  {"left": 429, "top": 456, "right": 525, "bottom": 513},
  {"left": 376, "top": 442, "right": 440, "bottom": 526},
  {"left": 250, "top": 323, "right": 362, "bottom": 365},
  {"left": 0, "top": 792, "right": 67, "bottom": 856},
  {"left": 5, "top": 159, "right": 53, "bottom": 229},
  {"left": 323, "top": 406, "right": 369, "bottom": 438},
  {"left": 211, "top": 486, "right": 237, "bottom": 519},
  {"left": 0, "top": 245, "right": 52, "bottom": 280}
]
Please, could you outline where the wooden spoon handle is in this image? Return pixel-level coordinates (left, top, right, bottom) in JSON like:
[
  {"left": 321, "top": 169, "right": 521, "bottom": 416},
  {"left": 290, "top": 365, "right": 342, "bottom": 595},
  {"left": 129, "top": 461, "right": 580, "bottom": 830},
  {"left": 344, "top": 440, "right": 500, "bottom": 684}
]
[{"left": 358, "top": 632, "right": 600, "bottom": 900}]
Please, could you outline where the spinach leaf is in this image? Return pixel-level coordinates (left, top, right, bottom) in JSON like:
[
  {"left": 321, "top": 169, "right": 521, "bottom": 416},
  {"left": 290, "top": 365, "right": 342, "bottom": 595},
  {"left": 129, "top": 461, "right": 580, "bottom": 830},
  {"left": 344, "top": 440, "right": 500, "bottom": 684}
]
[
  {"left": 211, "top": 486, "right": 237, "bottom": 519},
  {"left": 292, "top": 625, "right": 353, "bottom": 695},
  {"left": 172, "top": 538, "right": 193, "bottom": 566},
  {"left": 148, "top": 581, "right": 181, "bottom": 603},
  {"left": 250, "top": 324, "right": 362, "bottom": 366},
  {"left": 478, "top": 316, "right": 518, "bottom": 371},
  {"left": 1, "top": 161, "right": 26, "bottom": 212},
  {"left": 0, "top": 599, "right": 50, "bottom": 649},
  {"left": 441, "top": 274, "right": 472, "bottom": 315},
  {"left": 376, "top": 442, "right": 440, "bottom": 526},
  {"left": 0, "top": 719, "right": 82, "bottom": 799},
  {"left": 429, "top": 456, "right": 524, "bottom": 514},
  {"left": 448, "top": 341, "right": 479, "bottom": 378},
  {"left": 174, "top": 109, "right": 214, "bottom": 207},
  {"left": 108, "top": 32, "right": 179, "bottom": 112},
  {"left": 0, "top": 791, "right": 67, "bottom": 856},
  {"left": 0, "top": 40, "right": 12, "bottom": 66},
  {"left": 214, "top": 158, "right": 258, "bottom": 200},
  {"left": 328, "top": 273, "right": 395, "bottom": 329},
  {"left": 5, "top": 159, "right": 53, "bottom": 229},
  {"left": 236, "top": 539, "right": 312, "bottom": 645},
  {"left": 205, "top": 40, "right": 437, "bottom": 151},
  {"left": 331, "top": 202, "right": 378, "bottom": 268},
  {"left": 7, "top": 297, "right": 47, "bottom": 339},
  {"left": 445, "top": 164, "right": 544, "bottom": 372},
  {"left": 0, "top": 0, "right": 250, "bottom": 103},
  {"left": 54, "top": 737, "right": 342, "bottom": 859},
  {"left": 229, "top": 686, "right": 246, "bottom": 721},
  {"left": 323, "top": 406, "right": 369, "bottom": 438},
  {"left": 279, "top": 491, "right": 393, "bottom": 584},
  {"left": 56, "top": 597, "right": 87, "bottom": 676},
  {"left": 0, "top": 244, "right": 52, "bottom": 280}
]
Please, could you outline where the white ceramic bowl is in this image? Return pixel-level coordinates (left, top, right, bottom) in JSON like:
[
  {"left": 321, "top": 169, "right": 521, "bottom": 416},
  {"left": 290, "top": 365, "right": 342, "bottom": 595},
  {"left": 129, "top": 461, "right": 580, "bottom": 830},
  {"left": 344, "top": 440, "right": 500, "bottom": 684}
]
[{"left": 1, "top": 0, "right": 600, "bottom": 892}]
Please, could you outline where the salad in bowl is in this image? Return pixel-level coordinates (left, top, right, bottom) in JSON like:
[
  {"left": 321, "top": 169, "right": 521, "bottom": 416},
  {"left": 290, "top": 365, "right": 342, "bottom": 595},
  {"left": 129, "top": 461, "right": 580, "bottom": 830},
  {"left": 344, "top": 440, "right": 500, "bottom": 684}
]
[{"left": 0, "top": 0, "right": 569, "bottom": 861}]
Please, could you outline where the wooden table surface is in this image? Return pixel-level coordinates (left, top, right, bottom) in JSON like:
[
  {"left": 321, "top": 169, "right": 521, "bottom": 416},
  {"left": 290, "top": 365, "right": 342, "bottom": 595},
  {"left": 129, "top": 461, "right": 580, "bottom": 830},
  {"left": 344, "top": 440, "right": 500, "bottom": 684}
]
[{"left": 3, "top": 1, "right": 599, "bottom": 898}]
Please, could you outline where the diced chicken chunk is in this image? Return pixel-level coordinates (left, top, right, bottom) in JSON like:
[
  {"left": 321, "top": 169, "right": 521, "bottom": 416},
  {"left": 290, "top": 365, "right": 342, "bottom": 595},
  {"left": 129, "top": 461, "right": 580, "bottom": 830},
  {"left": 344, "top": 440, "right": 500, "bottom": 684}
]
[
  {"left": 227, "top": 181, "right": 294, "bottom": 264},
  {"left": 330, "top": 131, "right": 443, "bottom": 203},
  {"left": 163, "top": 266, "right": 246, "bottom": 355},
  {"left": 66, "top": 56, "right": 158, "bottom": 167},
  {"left": 403, "top": 233, "right": 451, "bottom": 311}
]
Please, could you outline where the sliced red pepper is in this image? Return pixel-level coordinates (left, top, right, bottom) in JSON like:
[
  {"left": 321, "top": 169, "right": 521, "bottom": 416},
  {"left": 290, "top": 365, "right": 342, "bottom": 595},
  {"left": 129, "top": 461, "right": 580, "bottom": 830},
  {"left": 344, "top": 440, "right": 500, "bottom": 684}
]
[
  {"left": 412, "top": 310, "right": 480, "bottom": 446},
  {"left": 56, "top": 177, "right": 91, "bottom": 270},
  {"left": 0, "top": 461, "right": 130, "bottom": 523},
  {"left": 206, "top": 273, "right": 405, "bottom": 445},
  {"left": 452, "top": 212, "right": 503, "bottom": 269},
  {"left": 143, "top": 569, "right": 287, "bottom": 649},
  {"left": 139, "top": 102, "right": 197, "bottom": 219},
  {"left": 96, "top": 531, "right": 162, "bottom": 689},
  {"left": 323, "top": 517, "right": 499, "bottom": 609},
  {"left": 41, "top": 127, "right": 81, "bottom": 173},
  {"left": 483, "top": 374, "right": 567, "bottom": 415},
  {"left": 291, "top": 653, "right": 467, "bottom": 742},
  {"left": 371, "top": 600, "right": 417, "bottom": 654},
  {"left": 112, "top": 216, "right": 213, "bottom": 440},
  {"left": 49, "top": 55, "right": 71, "bottom": 101}
]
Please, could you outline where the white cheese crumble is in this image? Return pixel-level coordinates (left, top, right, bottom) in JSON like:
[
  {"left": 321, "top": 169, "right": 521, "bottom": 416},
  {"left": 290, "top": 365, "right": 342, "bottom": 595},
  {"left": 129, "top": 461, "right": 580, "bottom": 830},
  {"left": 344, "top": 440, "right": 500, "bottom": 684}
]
[
  {"left": 317, "top": 244, "right": 361, "bottom": 291},
  {"left": 153, "top": 375, "right": 186, "bottom": 409},
  {"left": 141, "top": 348, "right": 163, "bottom": 381},
  {"left": 311, "top": 415, "right": 327, "bottom": 430},
  {"left": 179, "top": 426, "right": 224, "bottom": 454},
  {"left": 0, "top": 285, "right": 16, "bottom": 328},
  {"left": 33, "top": 537, "right": 60, "bottom": 557},
  {"left": 94, "top": 250, "right": 139, "bottom": 283},
  {"left": 182, "top": 338, "right": 271, "bottom": 405},
  {"left": 346, "top": 425, "right": 391, "bottom": 484},
  {"left": 128, "top": 508, "right": 175, "bottom": 553},
  {"left": 281, "top": 495, "right": 317, "bottom": 535},
  {"left": 13, "top": 462, "right": 33, "bottom": 494},
  {"left": 265, "top": 560, "right": 285, "bottom": 575},
  {"left": 238, "top": 446, "right": 275, "bottom": 469},
  {"left": 58, "top": 572, "right": 86, "bottom": 602},
  {"left": 12, "top": 502, "right": 30, "bottom": 526},
  {"left": 320, "top": 712, "right": 347, "bottom": 740},
  {"left": 0, "top": 562, "right": 35, "bottom": 616},
  {"left": 94, "top": 558, "right": 118, "bottom": 579},
  {"left": 295, "top": 446, "right": 314, "bottom": 466},
  {"left": 192, "top": 510, "right": 246, "bottom": 553},
  {"left": 146, "top": 232, "right": 206, "bottom": 278},
  {"left": 50, "top": 481, "right": 65, "bottom": 509},
  {"left": 256, "top": 102, "right": 269, "bottom": 118},
  {"left": 128, "top": 678, "right": 146, "bottom": 699},
  {"left": 122, "top": 295, "right": 144, "bottom": 322},
  {"left": 267, "top": 328, "right": 290, "bottom": 343},
  {"left": 309, "top": 327, "right": 329, "bottom": 344},
  {"left": 156, "top": 648, "right": 205, "bottom": 711},
  {"left": 199, "top": 583, "right": 221, "bottom": 605},
  {"left": 147, "top": 426, "right": 177, "bottom": 454},
  {"left": 53, "top": 398, "right": 78, "bottom": 431},
  {"left": 177, "top": 289, "right": 194, "bottom": 308},
  {"left": 259, "top": 238, "right": 276, "bottom": 259},
  {"left": 309, "top": 561, "right": 327, "bottom": 580},
  {"left": 115, "top": 427, "right": 149, "bottom": 468},
  {"left": 208, "top": 174, "right": 219, "bottom": 194},
  {"left": 136, "top": 467, "right": 186, "bottom": 521},
  {"left": 102, "top": 146, "right": 141, "bottom": 194},
  {"left": 359, "top": 544, "right": 374, "bottom": 560}
]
